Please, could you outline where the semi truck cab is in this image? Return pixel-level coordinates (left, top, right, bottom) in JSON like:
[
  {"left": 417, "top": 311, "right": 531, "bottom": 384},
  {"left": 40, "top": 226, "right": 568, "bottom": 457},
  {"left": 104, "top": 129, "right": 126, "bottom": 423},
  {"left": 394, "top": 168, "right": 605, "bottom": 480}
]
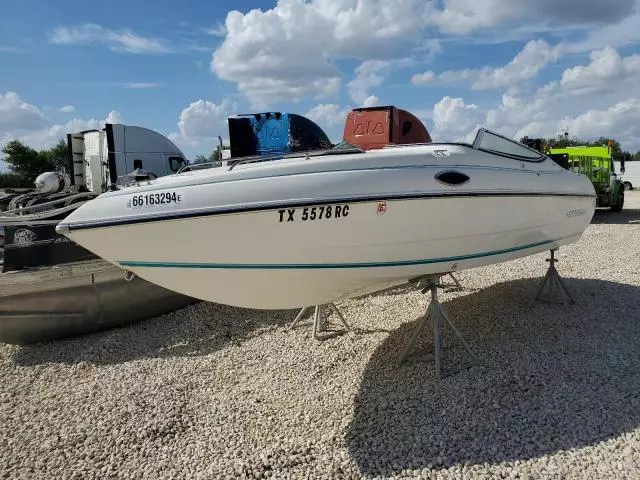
[{"left": 67, "top": 123, "right": 187, "bottom": 193}]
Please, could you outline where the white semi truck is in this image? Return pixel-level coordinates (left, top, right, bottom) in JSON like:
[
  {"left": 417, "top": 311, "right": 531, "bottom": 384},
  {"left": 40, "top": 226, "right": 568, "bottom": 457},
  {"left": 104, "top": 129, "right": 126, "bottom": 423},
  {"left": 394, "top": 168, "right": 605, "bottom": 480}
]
[
  {"left": 67, "top": 123, "right": 187, "bottom": 193},
  {"left": 614, "top": 160, "right": 640, "bottom": 190}
]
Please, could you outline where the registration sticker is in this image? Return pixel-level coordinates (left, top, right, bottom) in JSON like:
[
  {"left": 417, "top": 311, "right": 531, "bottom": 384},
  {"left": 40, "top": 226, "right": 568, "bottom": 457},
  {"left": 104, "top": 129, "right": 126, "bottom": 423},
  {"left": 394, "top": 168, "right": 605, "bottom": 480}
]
[{"left": 127, "top": 191, "right": 183, "bottom": 209}]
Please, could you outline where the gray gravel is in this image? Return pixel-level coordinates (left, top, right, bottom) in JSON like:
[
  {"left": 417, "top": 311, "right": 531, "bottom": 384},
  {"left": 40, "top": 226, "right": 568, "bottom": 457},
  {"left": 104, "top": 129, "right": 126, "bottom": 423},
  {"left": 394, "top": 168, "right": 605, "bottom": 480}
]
[{"left": 2, "top": 192, "right": 640, "bottom": 479}]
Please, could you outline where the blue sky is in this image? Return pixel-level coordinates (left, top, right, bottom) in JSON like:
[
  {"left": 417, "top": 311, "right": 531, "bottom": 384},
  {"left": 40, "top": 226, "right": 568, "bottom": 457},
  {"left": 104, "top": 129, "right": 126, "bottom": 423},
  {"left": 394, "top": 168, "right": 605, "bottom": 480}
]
[{"left": 1, "top": 0, "right": 640, "bottom": 172}]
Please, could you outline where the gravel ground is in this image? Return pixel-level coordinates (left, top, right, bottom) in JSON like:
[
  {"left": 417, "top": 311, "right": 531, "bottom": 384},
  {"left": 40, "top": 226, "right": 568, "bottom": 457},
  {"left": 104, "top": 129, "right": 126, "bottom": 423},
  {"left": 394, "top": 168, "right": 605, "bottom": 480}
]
[{"left": 2, "top": 192, "right": 640, "bottom": 479}]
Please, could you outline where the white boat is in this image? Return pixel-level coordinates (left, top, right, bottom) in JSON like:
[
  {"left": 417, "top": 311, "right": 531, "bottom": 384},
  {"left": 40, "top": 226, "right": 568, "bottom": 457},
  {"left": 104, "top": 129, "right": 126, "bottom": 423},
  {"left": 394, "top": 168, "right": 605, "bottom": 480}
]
[{"left": 56, "top": 110, "right": 596, "bottom": 309}]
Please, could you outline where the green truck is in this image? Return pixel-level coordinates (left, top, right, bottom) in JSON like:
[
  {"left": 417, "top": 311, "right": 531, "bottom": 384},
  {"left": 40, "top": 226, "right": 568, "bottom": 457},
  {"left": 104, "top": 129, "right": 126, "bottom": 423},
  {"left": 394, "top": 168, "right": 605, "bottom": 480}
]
[{"left": 548, "top": 145, "right": 624, "bottom": 212}]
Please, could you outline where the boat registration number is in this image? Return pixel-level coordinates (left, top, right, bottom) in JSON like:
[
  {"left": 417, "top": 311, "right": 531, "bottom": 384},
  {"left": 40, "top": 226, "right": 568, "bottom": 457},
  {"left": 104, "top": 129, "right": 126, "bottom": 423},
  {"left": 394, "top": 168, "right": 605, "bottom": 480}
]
[
  {"left": 127, "top": 192, "right": 183, "bottom": 209},
  {"left": 278, "top": 204, "right": 349, "bottom": 222}
]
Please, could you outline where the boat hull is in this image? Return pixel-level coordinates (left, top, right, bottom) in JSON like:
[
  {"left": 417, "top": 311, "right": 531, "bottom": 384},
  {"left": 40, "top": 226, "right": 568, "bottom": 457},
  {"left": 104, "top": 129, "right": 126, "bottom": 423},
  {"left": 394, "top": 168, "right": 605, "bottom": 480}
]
[
  {"left": 57, "top": 142, "right": 597, "bottom": 309},
  {"left": 64, "top": 194, "right": 594, "bottom": 309}
]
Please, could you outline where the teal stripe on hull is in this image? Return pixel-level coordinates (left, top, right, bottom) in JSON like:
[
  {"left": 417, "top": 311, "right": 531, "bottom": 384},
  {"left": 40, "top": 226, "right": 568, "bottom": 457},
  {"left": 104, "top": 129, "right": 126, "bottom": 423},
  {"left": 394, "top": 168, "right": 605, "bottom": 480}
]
[{"left": 119, "top": 239, "right": 557, "bottom": 270}]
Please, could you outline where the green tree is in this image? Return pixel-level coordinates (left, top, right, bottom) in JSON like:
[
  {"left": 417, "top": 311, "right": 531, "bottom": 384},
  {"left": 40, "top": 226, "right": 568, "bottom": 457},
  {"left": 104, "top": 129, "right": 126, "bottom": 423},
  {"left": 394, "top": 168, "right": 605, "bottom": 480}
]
[
  {"left": 590, "top": 137, "right": 622, "bottom": 159},
  {"left": 1, "top": 140, "right": 50, "bottom": 181},
  {"left": 193, "top": 142, "right": 229, "bottom": 164},
  {"left": 0, "top": 172, "right": 31, "bottom": 188},
  {"left": 619, "top": 151, "right": 633, "bottom": 162},
  {"left": 543, "top": 136, "right": 582, "bottom": 149},
  {"left": 212, "top": 143, "right": 230, "bottom": 161},
  {"left": 1, "top": 139, "right": 70, "bottom": 183},
  {"left": 193, "top": 154, "right": 210, "bottom": 164},
  {"left": 40, "top": 139, "right": 70, "bottom": 171}
]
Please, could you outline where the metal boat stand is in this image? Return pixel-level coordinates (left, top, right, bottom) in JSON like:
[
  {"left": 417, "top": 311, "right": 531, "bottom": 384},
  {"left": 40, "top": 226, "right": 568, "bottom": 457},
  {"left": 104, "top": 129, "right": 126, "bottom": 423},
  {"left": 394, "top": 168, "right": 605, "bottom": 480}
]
[
  {"left": 399, "top": 275, "right": 479, "bottom": 379},
  {"left": 441, "top": 272, "right": 463, "bottom": 290},
  {"left": 288, "top": 304, "right": 351, "bottom": 340},
  {"left": 533, "top": 249, "right": 575, "bottom": 306}
]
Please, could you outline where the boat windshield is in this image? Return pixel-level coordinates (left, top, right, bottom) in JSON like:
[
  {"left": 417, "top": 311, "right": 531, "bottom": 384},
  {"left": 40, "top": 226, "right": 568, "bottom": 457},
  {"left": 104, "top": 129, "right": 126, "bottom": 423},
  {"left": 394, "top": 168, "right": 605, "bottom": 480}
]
[{"left": 473, "top": 128, "right": 544, "bottom": 162}]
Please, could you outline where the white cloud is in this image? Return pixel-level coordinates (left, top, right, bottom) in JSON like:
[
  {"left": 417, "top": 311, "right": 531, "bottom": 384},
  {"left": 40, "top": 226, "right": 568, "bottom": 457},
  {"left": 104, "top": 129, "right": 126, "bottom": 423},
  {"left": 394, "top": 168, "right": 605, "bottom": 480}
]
[
  {"left": 0, "top": 91, "right": 47, "bottom": 132},
  {"left": 212, "top": 4, "right": 339, "bottom": 107},
  {"left": 211, "top": 0, "right": 636, "bottom": 106},
  {"left": 204, "top": 24, "right": 227, "bottom": 37},
  {"left": 510, "top": 98, "right": 640, "bottom": 151},
  {"left": 105, "top": 111, "right": 123, "bottom": 124},
  {"left": 122, "top": 82, "right": 163, "bottom": 89},
  {"left": 49, "top": 24, "right": 172, "bottom": 54},
  {"left": 411, "top": 70, "right": 436, "bottom": 85},
  {"left": 426, "top": 0, "right": 523, "bottom": 35},
  {"left": 363, "top": 95, "right": 380, "bottom": 108},
  {"left": 17, "top": 124, "right": 84, "bottom": 151},
  {"left": 564, "top": 10, "right": 640, "bottom": 53},
  {"left": 212, "top": 2, "right": 342, "bottom": 106},
  {"left": 560, "top": 48, "right": 640, "bottom": 94},
  {"left": 0, "top": 46, "right": 28, "bottom": 53},
  {"left": 562, "top": 99, "right": 640, "bottom": 147},
  {"left": 52, "top": 81, "right": 165, "bottom": 89},
  {"left": 476, "top": 45, "right": 640, "bottom": 152},
  {"left": 426, "top": 0, "right": 635, "bottom": 35},
  {"left": 169, "top": 99, "right": 232, "bottom": 149},
  {"left": 304, "top": 103, "right": 351, "bottom": 128},
  {"left": 347, "top": 59, "right": 415, "bottom": 104},
  {"left": 486, "top": 90, "right": 552, "bottom": 135},
  {"left": 59, "top": 105, "right": 75, "bottom": 113},
  {"left": 348, "top": 60, "right": 389, "bottom": 104},
  {"left": 474, "top": 40, "right": 561, "bottom": 89},
  {"left": 479, "top": 84, "right": 640, "bottom": 152},
  {"left": 426, "top": 90, "right": 640, "bottom": 152},
  {"left": 1, "top": 111, "right": 124, "bottom": 152},
  {"left": 211, "top": 0, "right": 434, "bottom": 107},
  {"left": 431, "top": 96, "right": 484, "bottom": 141},
  {"left": 412, "top": 40, "right": 561, "bottom": 90},
  {"left": 188, "top": 45, "right": 214, "bottom": 53}
]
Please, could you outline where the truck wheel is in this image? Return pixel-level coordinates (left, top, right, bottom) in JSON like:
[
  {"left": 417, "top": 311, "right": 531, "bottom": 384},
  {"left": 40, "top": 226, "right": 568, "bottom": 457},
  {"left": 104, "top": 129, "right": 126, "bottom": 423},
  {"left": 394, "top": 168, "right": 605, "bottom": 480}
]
[
  {"left": 611, "top": 190, "right": 624, "bottom": 212},
  {"left": 623, "top": 181, "right": 632, "bottom": 191}
]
